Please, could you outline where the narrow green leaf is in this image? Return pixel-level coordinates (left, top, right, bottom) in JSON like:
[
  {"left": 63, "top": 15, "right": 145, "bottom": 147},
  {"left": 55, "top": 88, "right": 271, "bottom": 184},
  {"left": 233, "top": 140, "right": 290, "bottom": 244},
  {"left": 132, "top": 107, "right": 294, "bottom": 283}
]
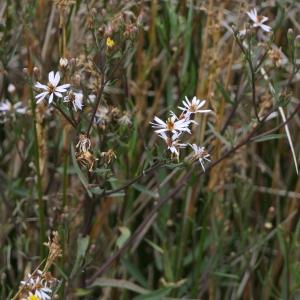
[
  {"left": 116, "top": 226, "right": 131, "bottom": 249},
  {"left": 253, "top": 133, "right": 285, "bottom": 143},
  {"left": 69, "top": 234, "right": 90, "bottom": 279},
  {"left": 90, "top": 278, "right": 149, "bottom": 295},
  {"left": 133, "top": 287, "right": 172, "bottom": 300}
]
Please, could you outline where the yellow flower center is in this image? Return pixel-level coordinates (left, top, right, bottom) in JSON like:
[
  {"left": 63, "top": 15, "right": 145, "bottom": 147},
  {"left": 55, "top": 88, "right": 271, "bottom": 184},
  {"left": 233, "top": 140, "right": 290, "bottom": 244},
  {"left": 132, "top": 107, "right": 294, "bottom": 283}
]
[
  {"left": 166, "top": 118, "right": 174, "bottom": 131},
  {"left": 28, "top": 295, "right": 40, "bottom": 300},
  {"left": 257, "top": 15, "right": 264, "bottom": 22},
  {"left": 190, "top": 104, "right": 197, "bottom": 112},
  {"left": 106, "top": 37, "right": 115, "bottom": 48},
  {"left": 47, "top": 83, "right": 55, "bottom": 93}
]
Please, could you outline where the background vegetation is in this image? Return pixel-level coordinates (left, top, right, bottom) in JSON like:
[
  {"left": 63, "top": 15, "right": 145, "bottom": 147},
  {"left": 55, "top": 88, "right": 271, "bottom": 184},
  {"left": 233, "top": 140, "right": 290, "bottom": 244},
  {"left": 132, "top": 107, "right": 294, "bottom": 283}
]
[{"left": 1, "top": 0, "right": 300, "bottom": 299}]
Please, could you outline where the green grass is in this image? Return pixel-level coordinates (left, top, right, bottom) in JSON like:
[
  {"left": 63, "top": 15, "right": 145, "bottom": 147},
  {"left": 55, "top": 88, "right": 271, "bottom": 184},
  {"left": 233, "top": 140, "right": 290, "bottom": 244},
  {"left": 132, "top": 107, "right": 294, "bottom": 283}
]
[{"left": 1, "top": 0, "right": 300, "bottom": 299}]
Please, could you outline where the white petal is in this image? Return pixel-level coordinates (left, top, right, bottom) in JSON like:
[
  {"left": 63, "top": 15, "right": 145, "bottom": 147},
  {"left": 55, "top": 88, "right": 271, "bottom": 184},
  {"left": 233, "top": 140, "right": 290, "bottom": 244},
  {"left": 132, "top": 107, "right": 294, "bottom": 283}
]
[
  {"left": 56, "top": 84, "right": 70, "bottom": 92},
  {"left": 48, "top": 93, "right": 54, "bottom": 104},
  {"left": 153, "top": 116, "right": 166, "bottom": 126},
  {"left": 48, "top": 71, "right": 55, "bottom": 84},
  {"left": 261, "top": 16, "right": 268, "bottom": 23},
  {"left": 260, "top": 24, "right": 271, "bottom": 32},
  {"left": 36, "top": 92, "right": 48, "bottom": 103},
  {"left": 54, "top": 91, "right": 63, "bottom": 98},
  {"left": 197, "top": 109, "right": 211, "bottom": 113},
  {"left": 35, "top": 82, "right": 48, "bottom": 90},
  {"left": 53, "top": 71, "right": 61, "bottom": 86}
]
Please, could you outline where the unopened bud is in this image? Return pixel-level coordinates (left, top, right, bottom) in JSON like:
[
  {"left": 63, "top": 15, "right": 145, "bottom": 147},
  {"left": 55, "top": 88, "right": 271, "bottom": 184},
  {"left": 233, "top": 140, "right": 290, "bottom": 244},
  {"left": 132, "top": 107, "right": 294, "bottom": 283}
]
[
  {"left": 33, "top": 66, "right": 40, "bottom": 77},
  {"left": 74, "top": 74, "right": 81, "bottom": 85},
  {"left": 287, "top": 28, "right": 294, "bottom": 40},
  {"left": 7, "top": 83, "right": 16, "bottom": 93},
  {"left": 264, "top": 222, "right": 273, "bottom": 230},
  {"left": 59, "top": 57, "right": 68, "bottom": 68}
]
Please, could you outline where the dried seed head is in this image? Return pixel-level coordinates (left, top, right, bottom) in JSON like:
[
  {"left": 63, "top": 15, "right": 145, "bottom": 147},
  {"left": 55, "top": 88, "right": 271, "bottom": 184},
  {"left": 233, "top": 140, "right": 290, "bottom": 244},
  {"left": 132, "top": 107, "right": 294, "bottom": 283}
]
[
  {"left": 76, "top": 134, "right": 91, "bottom": 153},
  {"left": 43, "top": 231, "right": 62, "bottom": 271},
  {"left": 76, "top": 150, "right": 97, "bottom": 171},
  {"left": 101, "top": 149, "right": 116, "bottom": 164}
]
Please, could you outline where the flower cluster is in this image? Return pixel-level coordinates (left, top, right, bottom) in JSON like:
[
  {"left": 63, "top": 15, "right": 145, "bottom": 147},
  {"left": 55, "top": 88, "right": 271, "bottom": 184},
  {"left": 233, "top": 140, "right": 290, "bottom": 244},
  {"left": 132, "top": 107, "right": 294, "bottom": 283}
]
[
  {"left": 35, "top": 71, "right": 83, "bottom": 111},
  {"left": 18, "top": 270, "right": 58, "bottom": 300},
  {"left": 150, "top": 96, "right": 211, "bottom": 171}
]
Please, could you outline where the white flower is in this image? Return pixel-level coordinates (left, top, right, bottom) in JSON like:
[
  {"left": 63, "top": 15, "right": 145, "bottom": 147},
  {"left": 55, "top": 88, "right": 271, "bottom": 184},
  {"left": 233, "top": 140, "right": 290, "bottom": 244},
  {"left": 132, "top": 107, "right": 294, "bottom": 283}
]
[
  {"left": 19, "top": 269, "right": 58, "bottom": 300},
  {"left": 14, "top": 102, "right": 27, "bottom": 114},
  {"left": 189, "top": 144, "right": 211, "bottom": 171},
  {"left": 0, "top": 100, "right": 26, "bottom": 121},
  {"left": 0, "top": 100, "right": 12, "bottom": 114},
  {"left": 178, "top": 96, "right": 211, "bottom": 116},
  {"left": 158, "top": 131, "right": 187, "bottom": 156},
  {"left": 64, "top": 91, "right": 83, "bottom": 111},
  {"left": 150, "top": 114, "right": 192, "bottom": 134},
  {"left": 35, "top": 71, "right": 70, "bottom": 105},
  {"left": 34, "top": 286, "right": 52, "bottom": 300},
  {"left": 246, "top": 8, "right": 271, "bottom": 32}
]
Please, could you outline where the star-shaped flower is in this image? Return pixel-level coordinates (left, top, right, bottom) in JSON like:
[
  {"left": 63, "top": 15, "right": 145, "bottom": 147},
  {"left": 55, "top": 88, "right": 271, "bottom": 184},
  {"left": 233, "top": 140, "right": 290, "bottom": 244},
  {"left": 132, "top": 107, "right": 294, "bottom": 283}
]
[
  {"left": 158, "top": 131, "right": 187, "bottom": 157},
  {"left": 189, "top": 144, "right": 211, "bottom": 171},
  {"left": 150, "top": 114, "right": 192, "bottom": 134},
  {"left": 35, "top": 71, "right": 70, "bottom": 105},
  {"left": 178, "top": 96, "right": 211, "bottom": 116},
  {"left": 64, "top": 91, "right": 83, "bottom": 111},
  {"left": 246, "top": 8, "right": 271, "bottom": 32}
]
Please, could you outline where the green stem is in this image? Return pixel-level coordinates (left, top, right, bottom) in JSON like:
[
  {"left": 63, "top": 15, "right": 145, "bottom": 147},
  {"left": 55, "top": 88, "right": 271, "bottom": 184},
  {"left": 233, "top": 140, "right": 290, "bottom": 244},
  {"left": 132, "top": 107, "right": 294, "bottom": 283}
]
[
  {"left": 62, "top": 153, "right": 68, "bottom": 208},
  {"left": 30, "top": 86, "right": 46, "bottom": 258}
]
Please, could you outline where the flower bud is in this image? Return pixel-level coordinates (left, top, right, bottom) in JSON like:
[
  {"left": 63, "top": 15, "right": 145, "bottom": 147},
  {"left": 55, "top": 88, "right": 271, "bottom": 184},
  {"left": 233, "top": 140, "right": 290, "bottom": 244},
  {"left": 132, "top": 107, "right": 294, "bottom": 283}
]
[
  {"left": 59, "top": 57, "right": 68, "bottom": 68},
  {"left": 287, "top": 28, "right": 294, "bottom": 40},
  {"left": 7, "top": 83, "right": 16, "bottom": 93}
]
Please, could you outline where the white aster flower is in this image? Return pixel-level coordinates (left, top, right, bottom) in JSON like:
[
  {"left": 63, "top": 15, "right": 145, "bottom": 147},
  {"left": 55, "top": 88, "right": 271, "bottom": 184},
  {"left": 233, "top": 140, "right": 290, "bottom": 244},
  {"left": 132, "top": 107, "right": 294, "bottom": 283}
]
[
  {"left": 20, "top": 270, "right": 53, "bottom": 300},
  {"left": 0, "top": 100, "right": 12, "bottom": 114},
  {"left": 246, "top": 8, "right": 271, "bottom": 32},
  {"left": 150, "top": 114, "right": 192, "bottom": 134},
  {"left": 189, "top": 144, "right": 211, "bottom": 171},
  {"left": 14, "top": 102, "right": 27, "bottom": 114},
  {"left": 64, "top": 91, "right": 83, "bottom": 111},
  {"left": 35, "top": 71, "right": 70, "bottom": 105},
  {"left": 158, "top": 131, "right": 187, "bottom": 157},
  {"left": 34, "top": 286, "right": 52, "bottom": 300},
  {"left": 179, "top": 96, "right": 211, "bottom": 116},
  {"left": 0, "top": 100, "right": 26, "bottom": 122}
]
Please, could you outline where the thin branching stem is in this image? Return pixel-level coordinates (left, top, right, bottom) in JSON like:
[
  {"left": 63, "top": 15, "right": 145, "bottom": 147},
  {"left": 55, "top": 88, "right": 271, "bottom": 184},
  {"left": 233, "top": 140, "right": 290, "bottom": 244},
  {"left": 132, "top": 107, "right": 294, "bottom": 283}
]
[
  {"left": 87, "top": 100, "right": 300, "bottom": 282},
  {"left": 53, "top": 104, "right": 77, "bottom": 128}
]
